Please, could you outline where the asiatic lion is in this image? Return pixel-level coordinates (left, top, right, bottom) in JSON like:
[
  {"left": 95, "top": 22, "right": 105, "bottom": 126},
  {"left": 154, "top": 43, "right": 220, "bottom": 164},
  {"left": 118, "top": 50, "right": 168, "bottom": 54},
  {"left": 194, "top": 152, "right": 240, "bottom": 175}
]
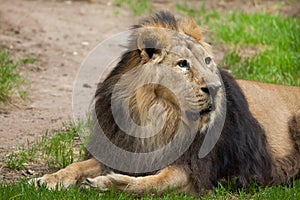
[{"left": 32, "top": 12, "right": 300, "bottom": 196}]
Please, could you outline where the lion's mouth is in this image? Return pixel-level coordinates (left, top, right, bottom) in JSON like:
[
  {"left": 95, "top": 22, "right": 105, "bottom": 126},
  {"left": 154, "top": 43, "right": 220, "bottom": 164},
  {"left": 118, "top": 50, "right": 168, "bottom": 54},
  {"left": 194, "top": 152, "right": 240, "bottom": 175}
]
[{"left": 185, "top": 104, "right": 213, "bottom": 121}]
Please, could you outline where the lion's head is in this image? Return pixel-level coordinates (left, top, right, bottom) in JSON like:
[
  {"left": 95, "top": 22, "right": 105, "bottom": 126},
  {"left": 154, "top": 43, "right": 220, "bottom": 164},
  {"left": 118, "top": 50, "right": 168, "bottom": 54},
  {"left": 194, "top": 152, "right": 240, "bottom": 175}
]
[{"left": 92, "top": 12, "right": 225, "bottom": 173}]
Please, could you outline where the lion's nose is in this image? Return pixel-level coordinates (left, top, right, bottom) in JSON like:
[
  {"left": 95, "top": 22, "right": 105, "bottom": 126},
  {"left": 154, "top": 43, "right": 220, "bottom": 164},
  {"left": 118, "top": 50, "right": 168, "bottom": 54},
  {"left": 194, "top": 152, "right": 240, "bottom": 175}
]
[{"left": 201, "top": 82, "right": 221, "bottom": 97}]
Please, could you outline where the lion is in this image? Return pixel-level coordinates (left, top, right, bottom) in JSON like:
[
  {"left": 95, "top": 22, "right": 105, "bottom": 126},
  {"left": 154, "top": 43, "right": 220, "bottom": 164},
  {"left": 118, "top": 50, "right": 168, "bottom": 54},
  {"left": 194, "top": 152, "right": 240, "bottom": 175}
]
[{"left": 31, "top": 12, "right": 300, "bottom": 196}]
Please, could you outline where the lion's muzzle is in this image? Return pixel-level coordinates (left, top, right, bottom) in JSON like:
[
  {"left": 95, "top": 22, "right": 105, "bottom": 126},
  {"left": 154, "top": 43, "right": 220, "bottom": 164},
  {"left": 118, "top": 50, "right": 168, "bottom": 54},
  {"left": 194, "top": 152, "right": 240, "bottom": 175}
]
[
  {"left": 206, "top": 82, "right": 221, "bottom": 111},
  {"left": 186, "top": 82, "right": 221, "bottom": 121}
]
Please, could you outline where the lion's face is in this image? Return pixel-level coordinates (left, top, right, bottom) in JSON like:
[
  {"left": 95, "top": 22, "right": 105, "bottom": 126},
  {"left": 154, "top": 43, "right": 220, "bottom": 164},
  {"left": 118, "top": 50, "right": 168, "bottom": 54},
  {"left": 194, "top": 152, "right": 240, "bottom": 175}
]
[{"left": 131, "top": 30, "right": 223, "bottom": 131}]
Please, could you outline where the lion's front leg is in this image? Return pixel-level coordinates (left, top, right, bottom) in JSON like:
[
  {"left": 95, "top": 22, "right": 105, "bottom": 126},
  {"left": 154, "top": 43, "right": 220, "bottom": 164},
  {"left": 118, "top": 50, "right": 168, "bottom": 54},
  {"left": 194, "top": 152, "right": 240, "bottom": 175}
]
[
  {"left": 30, "top": 158, "right": 103, "bottom": 190},
  {"left": 84, "top": 165, "right": 194, "bottom": 195}
]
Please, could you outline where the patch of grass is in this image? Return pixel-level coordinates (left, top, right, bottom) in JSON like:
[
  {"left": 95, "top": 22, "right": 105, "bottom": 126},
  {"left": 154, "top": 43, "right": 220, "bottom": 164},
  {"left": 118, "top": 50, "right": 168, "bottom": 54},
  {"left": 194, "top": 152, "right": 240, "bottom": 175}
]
[
  {"left": 5, "top": 121, "right": 86, "bottom": 170},
  {"left": 114, "top": 0, "right": 152, "bottom": 15},
  {"left": 0, "top": 50, "right": 27, "bottom": 102},
  {"left": 0, "top": 179, "right": 197, "bottom": 200},
  {"left": 1, "top": 178, "right": 300, "bottom": 199},
  {"left": 177, "top": 3, "right": 300, "bottom": 86},
  {"left": 0, "top": 180, "right": 133, "bottom": 200},
  {"left": 22, "top": 56, "right": 36, "bottom": 65},
  {"left": 113, "top": 9, "right": 121, "bottom": 17},
  {"left": 201, "top": 180, "right": 300, "bottom": 199},
  {"left": 218, "top": 12, "right": 300, "bottom": 85}
]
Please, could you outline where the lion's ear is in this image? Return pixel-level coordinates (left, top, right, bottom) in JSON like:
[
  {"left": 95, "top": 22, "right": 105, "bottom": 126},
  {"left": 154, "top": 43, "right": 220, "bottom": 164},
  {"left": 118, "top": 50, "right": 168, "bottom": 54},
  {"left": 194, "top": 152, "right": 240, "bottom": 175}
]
[
  {"left": 178, "top": 18, "right": 212, "bottom": 54},
  {"left": 136, "top": 28, "right": 169, "bottom": 62}
]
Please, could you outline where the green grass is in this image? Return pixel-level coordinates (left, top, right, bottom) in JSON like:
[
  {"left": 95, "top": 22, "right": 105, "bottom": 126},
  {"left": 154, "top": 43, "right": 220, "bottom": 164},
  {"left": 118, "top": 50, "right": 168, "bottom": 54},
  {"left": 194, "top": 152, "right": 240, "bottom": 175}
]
[
  {"left": 0, "top": 180, "right": 199, "bottom": 200},
  {"left": 0, "top": 180, "right": 131, "bottom": 200},
  {"left": 5, "top": 122, "right": 86, "bottom": 170},
  {"left": 219, "top": 12, "right": 300, "bottom": 85},
  {"left": 114, "top": 0, "right": 152, "bottom": 15},
  {"left": 1, "top": 177, "right": 300, "bottom": 199},
  {"left": 0, "top": 50, "right": 27, "bottom": 102},
  {"left": 177, "top": 3, "right": 300, "bottom": 86}
]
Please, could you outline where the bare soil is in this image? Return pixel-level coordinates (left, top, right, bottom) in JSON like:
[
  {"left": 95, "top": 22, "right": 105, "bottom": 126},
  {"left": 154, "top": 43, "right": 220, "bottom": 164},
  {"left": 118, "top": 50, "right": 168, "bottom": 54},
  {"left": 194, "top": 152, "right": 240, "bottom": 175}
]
[{"left": 0, "top": 0, "right": 299, "bottom": 183}]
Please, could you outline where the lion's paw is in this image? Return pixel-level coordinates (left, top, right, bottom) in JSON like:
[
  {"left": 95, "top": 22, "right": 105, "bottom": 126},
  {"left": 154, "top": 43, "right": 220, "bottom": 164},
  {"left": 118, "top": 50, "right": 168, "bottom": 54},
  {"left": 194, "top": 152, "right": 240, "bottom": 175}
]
[
  {"left": 106, "top": 173, "right": 146, "bottom": 193},
  {"left": 81, "top": 176, "right": 112, "bottom": 191},
  {"left": 29, "top": 173, "right": 76, "bottom": 190}
]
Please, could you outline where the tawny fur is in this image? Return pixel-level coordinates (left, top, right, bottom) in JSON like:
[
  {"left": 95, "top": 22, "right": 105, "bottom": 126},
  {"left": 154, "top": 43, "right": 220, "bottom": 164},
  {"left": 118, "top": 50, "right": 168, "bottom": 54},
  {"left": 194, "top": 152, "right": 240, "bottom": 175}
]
[{"left": 31, "top": 12, "right": 300, "bottom": 196}]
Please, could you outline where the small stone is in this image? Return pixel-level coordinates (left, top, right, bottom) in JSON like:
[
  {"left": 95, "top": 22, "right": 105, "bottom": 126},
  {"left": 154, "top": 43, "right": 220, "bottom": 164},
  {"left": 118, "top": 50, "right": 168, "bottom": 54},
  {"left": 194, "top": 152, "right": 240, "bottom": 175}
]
[
  {"left": 81, "top": 41, "right": 89, "bottom": 46},
  {"left": 83, "top": 83, "right": 92, "bottom": 88}
]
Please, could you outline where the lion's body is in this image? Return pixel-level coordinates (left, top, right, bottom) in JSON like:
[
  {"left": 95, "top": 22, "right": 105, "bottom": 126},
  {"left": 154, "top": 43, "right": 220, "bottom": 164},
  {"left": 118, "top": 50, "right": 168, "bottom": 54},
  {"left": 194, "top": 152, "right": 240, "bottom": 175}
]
[
  {"left": 238, "top": 80, "right": 300, "bottom": 183},
  {"left": 32, "top": 12, "right": 300, "bottom": 196},
  {"left": 239, "top": 80, "right": 300, "bottom": 158}
]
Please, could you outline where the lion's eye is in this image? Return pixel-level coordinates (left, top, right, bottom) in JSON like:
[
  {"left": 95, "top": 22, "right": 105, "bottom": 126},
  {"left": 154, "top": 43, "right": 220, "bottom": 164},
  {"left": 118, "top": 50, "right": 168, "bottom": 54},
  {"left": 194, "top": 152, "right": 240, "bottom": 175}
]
[
  {"left": 205, "top": 57, "right": 212, "bottom": 65},
  {"left": 177, "top": 59, "right": 190, "bottom": 71}
]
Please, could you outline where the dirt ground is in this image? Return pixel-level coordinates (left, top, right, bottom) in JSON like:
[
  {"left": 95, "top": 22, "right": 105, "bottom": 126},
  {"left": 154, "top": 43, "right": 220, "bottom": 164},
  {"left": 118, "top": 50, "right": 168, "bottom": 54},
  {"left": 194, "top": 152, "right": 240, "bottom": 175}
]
[{"left": 0, "top": 0, "right": 299, "bottom": 183}]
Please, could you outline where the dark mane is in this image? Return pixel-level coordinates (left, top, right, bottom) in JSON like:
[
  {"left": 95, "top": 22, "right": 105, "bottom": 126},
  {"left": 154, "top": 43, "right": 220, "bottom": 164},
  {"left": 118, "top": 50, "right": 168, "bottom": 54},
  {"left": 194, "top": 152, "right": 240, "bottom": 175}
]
[{"left": 183, "top": 69, "right": 274, "bottom": 190}]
